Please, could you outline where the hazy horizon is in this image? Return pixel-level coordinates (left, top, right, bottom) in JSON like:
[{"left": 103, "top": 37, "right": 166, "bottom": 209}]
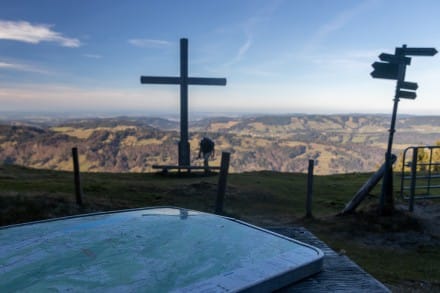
[{"left": 0, "top": 110, "right": 437, "bottom": 123}]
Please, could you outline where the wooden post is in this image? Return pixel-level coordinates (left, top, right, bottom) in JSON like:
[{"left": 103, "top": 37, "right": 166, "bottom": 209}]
[
  {"left": 340, "top": 154, "right": 397, "bottom": 215},
  {"left": 215, "top": 152, "right": 230, "bottom": 215},
  {"left": 72, "top": 147, "right": 83, "bottom": 206},
  {"left": 306, "top": 160, "right": 314, "bottom": 218},
  {"left": 409, "top": 148, "right": 418, "bottom": 212}
]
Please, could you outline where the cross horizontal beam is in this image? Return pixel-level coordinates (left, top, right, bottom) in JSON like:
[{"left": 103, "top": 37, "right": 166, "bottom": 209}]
[
  {"left": 140, "top": 76, "right": 180, "bottom": 84},
  {"left": 140, "top": 76, "right": 227, "bottom": 86},
  {"left": 188, "top": 77, "right": 227, "bottom": 86}
]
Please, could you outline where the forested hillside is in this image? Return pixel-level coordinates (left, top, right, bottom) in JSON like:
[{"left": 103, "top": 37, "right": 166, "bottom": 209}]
[{"left": 1, "top": 114, "right": 439, "bottom": 174}]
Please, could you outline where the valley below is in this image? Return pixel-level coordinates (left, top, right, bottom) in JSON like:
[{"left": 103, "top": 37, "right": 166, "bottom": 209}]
[{"left": 1, "top": 114, "right": 440, "bottom": 174}]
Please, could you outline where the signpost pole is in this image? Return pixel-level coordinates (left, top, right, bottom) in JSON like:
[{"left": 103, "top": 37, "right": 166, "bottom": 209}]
[{"left": 380, "top": 45, "right": 407, "bottom": 214}]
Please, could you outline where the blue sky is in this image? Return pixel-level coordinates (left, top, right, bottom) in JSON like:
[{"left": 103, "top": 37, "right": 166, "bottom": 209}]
[{"left": 1, "top": 0, "right": 440, "bottom": 115}]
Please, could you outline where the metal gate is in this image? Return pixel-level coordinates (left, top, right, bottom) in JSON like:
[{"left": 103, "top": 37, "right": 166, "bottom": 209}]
[{"left": 400, "top": 145, "right": 440, "bottom": 211}]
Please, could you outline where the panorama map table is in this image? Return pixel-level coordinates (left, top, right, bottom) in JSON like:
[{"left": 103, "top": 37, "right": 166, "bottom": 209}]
[{"left": 1, "top": 207, "right": 324, "bottom": 292}]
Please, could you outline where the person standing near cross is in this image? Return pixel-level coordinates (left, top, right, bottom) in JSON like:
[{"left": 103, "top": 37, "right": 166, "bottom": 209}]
[
  {"left": 198, "top": 137, "right": 215, "bottom": 172},
  {"left": 140, "top": 38, "right": 227, "bottom": 167}
]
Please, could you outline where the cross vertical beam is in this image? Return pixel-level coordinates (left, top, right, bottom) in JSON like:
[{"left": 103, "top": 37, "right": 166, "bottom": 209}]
[
  {"left": 179, "top": 39, "right": 189, "bottom": 165},
  {"left": 140, "top": 38, "right": 227, "bottom": 167}
]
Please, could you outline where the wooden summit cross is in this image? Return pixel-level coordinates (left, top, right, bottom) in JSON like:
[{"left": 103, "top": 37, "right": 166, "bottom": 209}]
[{"left": 141, "top": 38, "right": 227, "bottom": 167}]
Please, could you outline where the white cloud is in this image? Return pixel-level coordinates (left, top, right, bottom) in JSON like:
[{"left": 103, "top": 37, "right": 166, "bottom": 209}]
[
  {"left": 310, "top": 50, "right": 378, "bottom": 70},
  {"left": 0, "top": 20, "right": 80, "bottom": 47},
  {"left": 128, "top": 38, "right": 172, "bottom": 48},
  {"left": 303, "top": 0, "right": 379, "bottom": 52},
  {"left": 0, "top": 61, "right": 23, "bottom": 69},
  {"left": 236, "top": 37, "right": 252, "bottom": 61},
  {"left": 222, "top": 1, "right": 283, "bottom": 68},
  {"left": 0, "top": 60, "right": 49, "bottom": 74},
  {"left": 83, "top": 54, "right": 102, "bottom": 59},
  {"left": 224, "top": 37, "right": 253, "bottom": 67}
]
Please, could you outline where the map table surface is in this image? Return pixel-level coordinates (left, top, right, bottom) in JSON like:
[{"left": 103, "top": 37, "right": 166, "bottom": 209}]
[{"left": 1, "top": 207, "right": 323, "bottom": 292}]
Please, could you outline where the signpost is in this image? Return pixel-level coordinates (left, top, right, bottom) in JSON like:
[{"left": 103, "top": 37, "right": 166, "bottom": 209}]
[
  {"left": 378, "top": 53, "right": 411, "bottom": 65},
  {"left": 399, "top": 81, "right": 418, "bottom": 91},
  {"left": 140, "top": 38, "right": 227, "bottom": 167},
  {"left": 370, "top": 62, "right": 399, "bottom": 79},
  {"left": 396, "top": 47, "right": 438, "bottom": 56},
  {"left": 397, "top": 90, "right": 417, "bottom": 99},
  {"left": 371, "top": 44, "right": 437, "bottom": 214}
]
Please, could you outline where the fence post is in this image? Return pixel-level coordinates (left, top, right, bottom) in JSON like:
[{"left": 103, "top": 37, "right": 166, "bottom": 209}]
[
  {"left": 72, "top": 147, "right": 83, "bottom": 206},
  {"left": 306, "top": 159, "right": 314, "bottom": 218},
  {"left": 409, "top": 148, "right": 418, "bottom": 212},
  {"left": 215, "top": 152, "right": 230, "bottom": 215}
]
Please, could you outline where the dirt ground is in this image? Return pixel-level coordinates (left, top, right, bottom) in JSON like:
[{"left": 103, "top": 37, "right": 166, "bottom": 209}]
[
  {"left": 347, "top": 201, "right": 440, "bottom": 249},
  {"left": 244, "top": 200, "right": 440, "bottom": 292},
  {"left": 318, "top": 201, "right": 440, "bottom": 292},
  {"left": 406, "top": 201, "right": 440, "bottom": 238}
]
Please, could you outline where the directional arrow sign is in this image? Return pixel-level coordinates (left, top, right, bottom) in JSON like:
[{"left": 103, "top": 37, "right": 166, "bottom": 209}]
[
  {"left": 370, "top": 62, "right": 399, "bottom": 80},
  {"left": 399, "top": 81, "right": 418, "bottom": 91},
  {"left": 398, "top": 90, "right": 417, "bottom": 99},
  {"left": 379, "top": 53, "right": 411, "bottom": 65},
  {"left": 398, "top": 47, "right": 438, "bottom": 56}
]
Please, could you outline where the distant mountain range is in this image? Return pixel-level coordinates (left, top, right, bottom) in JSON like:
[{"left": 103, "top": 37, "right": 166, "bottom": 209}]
[{"left": 1, "top": 114, "right": 440, "bottom": 174}]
